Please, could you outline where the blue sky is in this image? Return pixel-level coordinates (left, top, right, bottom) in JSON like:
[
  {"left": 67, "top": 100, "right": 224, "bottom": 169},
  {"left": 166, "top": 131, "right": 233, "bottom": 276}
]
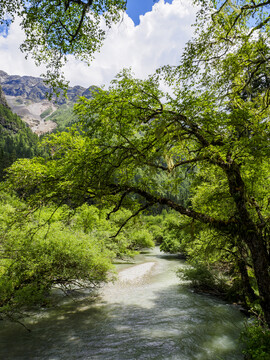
[{"left": 126, "top": 0, "right": 173, "bottom": 25}]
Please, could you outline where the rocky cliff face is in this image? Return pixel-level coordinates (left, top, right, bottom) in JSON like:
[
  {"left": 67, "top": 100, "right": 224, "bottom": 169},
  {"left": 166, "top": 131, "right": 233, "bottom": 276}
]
[{"left": 0, "top": 70, "right": 96, "bottom": 134}]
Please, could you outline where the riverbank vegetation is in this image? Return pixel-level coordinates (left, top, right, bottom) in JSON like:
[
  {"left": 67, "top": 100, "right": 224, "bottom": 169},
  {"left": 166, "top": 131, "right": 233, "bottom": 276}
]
[
  {"left": 0, "top": 190, "right": 165, "bottom": 322},
  {"left": 241, "top": 321, "right": 270, "bottom": 360}
]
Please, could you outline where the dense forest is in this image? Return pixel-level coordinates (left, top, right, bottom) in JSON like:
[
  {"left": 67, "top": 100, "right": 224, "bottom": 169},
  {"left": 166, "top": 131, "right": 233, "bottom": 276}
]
[
  {"left": 1, "top": 0, "right": 270, "bottom": 358},
  {"left": 0, "top": 100, "right": 47, "bottom": 181}
]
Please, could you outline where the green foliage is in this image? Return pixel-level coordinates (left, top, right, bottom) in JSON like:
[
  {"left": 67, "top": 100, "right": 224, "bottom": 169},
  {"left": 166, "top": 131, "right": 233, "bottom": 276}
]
[
  {"left": 1, "top": 225, "right": 112, "bottom": 309},
  {"left": 0, "top": 104, "right": 48, "bottom": 180},
  {"left": 160, "top": 236, "right": 182, "bottom": 254},
  {"left": 177, "top": 262, "right": 229, "bottom": 295},
  {"left": 241, "top": 321, "right": 270, "bottom": 359},
  {"left": 160, "top": 214, "right": 194, "bottom": 254},
  {"left": 0, "top": 197, "right": 115, "bottom": 318},
  {"left": 0, "top": 188, "right": 159, "bottom": 319},
  {"left": 129, "top": 229, "right": 155, "bottom": 250},
  {"left": 143, "top": 214, "right": 166, "bottom": 244},
  {"left": 46, "top": 103, "right": 79, "bottom": 131},
  {"left": 71, "top": 204, "right": 156, "bottom": 256}
]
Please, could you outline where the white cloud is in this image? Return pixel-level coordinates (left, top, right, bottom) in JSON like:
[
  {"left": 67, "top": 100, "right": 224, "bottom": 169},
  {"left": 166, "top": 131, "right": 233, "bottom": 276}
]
[
  {"left": 0, "top": 20, "right": 47, "bottom": 78},
  {"left": 0, "top": 0, "right": 198, "bottom": 88}
]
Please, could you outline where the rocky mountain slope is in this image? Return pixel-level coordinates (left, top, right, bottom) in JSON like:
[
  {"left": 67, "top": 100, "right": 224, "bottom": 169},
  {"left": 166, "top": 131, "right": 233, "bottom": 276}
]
[{"left": 0, "top": 70, "right": 96, "bottom": 134}]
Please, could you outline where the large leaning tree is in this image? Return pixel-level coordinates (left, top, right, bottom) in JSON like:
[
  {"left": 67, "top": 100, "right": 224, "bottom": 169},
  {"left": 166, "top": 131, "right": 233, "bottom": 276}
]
[{"left": 5, "top": 0, "right": 270, "bottom": 327}]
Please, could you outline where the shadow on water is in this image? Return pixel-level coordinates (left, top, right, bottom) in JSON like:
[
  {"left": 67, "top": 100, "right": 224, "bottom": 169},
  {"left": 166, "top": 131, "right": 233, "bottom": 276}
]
[
  {"left": 0, "top": 283, "right": 244, "bottom": 360},
  {"left": 150, "top": 253, "right": 187, "bottom": 261}
]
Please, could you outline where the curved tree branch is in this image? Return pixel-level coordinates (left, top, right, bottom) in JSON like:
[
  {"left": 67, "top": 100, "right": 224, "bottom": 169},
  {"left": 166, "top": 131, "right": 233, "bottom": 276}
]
[
  {"left": 110, "top": 203, "right": 153, "bottom": 238},
  {"left": 109, "top": 184, "right": 234, "bottom": 231}
]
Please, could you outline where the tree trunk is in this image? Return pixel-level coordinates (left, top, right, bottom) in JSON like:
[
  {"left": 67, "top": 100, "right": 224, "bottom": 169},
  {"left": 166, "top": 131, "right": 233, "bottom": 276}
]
[
  {"left": 237, "top": 254, "right": 258, "bottom": 305},
  {"left": 244, "top": 232, "right": 270, "bottom": 327},
  {"left": 225, "top": 162, "right": 270, "bottom": 327}
]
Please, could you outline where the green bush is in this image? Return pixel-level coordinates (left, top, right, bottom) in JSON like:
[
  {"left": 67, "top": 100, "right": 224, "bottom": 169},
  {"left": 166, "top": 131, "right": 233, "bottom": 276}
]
[
  {"left": 72, "top": 205, "right": 155, "bottom": 256},
  {"left": 159, "top": 213, "right": 195, "bottom": 254},
  {"left": 0, "top": 221, "right": 113, "bottom": 315},
  {"left": 160, "top": 235, "right": 183, "bottom": 253},
  {"left": 129, "top": 229, "right": 155, "bottom": 250},
  {"left": 177, "top": 262, "right": 229, "bottom": 295},
  {"left": 0, "top": 198, "right": 115, "bottom": 318},
  {"left": 241, "top": 321, "right": 270, "bottom": 359}
]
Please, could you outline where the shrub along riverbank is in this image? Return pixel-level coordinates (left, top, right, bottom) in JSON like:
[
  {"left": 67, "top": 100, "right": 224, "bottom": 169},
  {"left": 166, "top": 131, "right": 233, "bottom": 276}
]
[{"left": 0, "top": 189, "right": 167, "bottom": 322}]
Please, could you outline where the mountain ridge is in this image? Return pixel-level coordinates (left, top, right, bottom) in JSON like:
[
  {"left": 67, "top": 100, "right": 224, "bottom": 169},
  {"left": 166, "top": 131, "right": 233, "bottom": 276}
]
[{"left": 0, "top": 70, "right": 96, "bottom": 103}]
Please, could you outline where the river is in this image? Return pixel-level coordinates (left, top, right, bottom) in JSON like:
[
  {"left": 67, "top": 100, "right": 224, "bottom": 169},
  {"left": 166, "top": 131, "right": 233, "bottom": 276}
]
[{"left": 0, "top": 248, "right": 245, "bottom": 359}]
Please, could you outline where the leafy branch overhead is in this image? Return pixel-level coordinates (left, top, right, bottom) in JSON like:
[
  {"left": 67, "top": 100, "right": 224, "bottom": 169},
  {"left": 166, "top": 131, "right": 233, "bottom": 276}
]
[
  {"left": 174, "top": 1, "right": 270, "bottom": 103},
  {"left": 0, "top": 0, "right": 127, "bottom": 90}
]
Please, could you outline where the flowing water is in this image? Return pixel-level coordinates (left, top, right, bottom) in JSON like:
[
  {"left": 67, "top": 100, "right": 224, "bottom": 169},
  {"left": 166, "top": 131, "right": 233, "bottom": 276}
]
[{"left": 0, "top": 248, "right": 245, "bottom": 359}]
